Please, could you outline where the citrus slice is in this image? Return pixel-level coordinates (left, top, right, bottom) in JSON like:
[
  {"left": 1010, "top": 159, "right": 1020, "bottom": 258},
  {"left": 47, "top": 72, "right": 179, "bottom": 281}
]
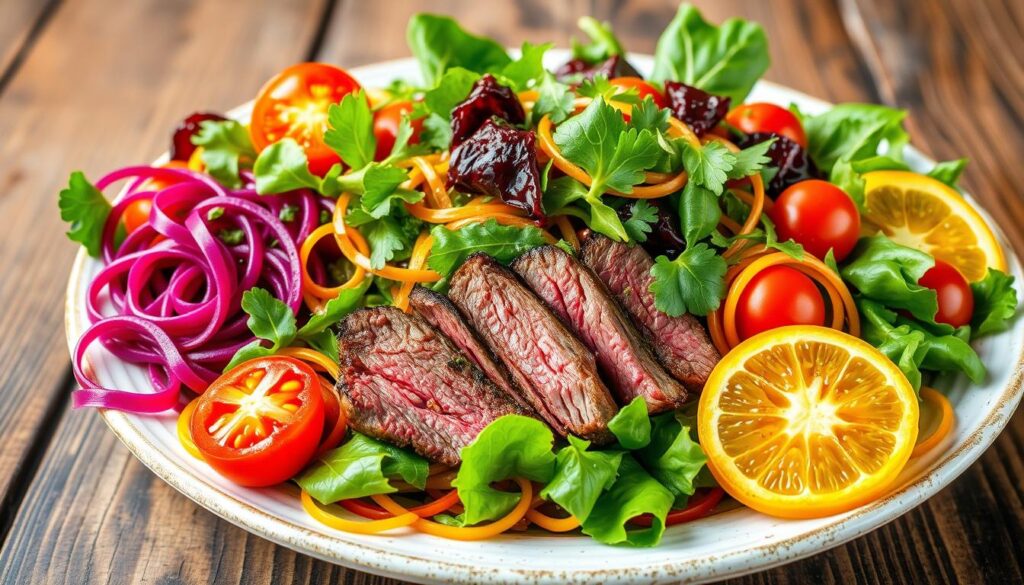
[
  {"left": 698, "top": 326, "right": 919, "bottom": 519},
  {"left": 911, "top": 387, "right": 955, "bottom": 459},
  {"left": 861, "top": 170, "right": 1004, "bottom": 281}
]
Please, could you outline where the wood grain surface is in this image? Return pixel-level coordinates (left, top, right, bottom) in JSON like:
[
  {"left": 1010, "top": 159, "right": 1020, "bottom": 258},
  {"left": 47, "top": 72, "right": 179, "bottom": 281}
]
[{"left": 0, "top": 0, "right": 1020, "bottom": 583}]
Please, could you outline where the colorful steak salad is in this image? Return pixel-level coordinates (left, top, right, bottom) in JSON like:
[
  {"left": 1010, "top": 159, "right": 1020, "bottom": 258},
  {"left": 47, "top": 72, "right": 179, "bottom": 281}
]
[{"left": 62, "top": 5, "right": 1018, "bottom": 546}]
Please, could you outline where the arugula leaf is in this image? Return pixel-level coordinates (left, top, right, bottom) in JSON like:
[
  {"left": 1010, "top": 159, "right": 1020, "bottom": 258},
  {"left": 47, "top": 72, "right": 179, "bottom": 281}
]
[
  {"left": 428, "top": 219, "right": 546, "bottom": 277},
  {"left": 302, "top": 329, "right": 341, "bottom": 363},
  {"left": 841, "top": 236, "right": 938, "bottom": 322},
  {"left": 539, "top": 436, "right": 623, "bottom": 523},
  {"left": 970, "top": 268, "right": 1018, "bottom": 337},
  {"left": 580, "top": 455, "right": 674, "bottom": 547},
  {"left": 650, "top": 243, "right": 727, "bottom": 316},
  {"left": 628, "top": 96, "right": 671, "bottom": 133},
  {"left": 452, "top": 415, "right": 557, "bottom": 525},
  {"left": 622, "top": 200, "right": 658, "bottom": 243},
  {"left": 406, "top": 14, "right": 510, "bottom": 86},
  {"left": 324, "top": 90, "right": 375, "bottom": 170},
  {"left": 531, "top": 72, "right": 575, "bottom": 124},
  {"left": 59, "top": 172, "right": 111, "bottom": 257},
  {"left": 253, "top": 139, "right": 340, "bottom": 195},
  {"left": 802, "top": 104, "right": 909, "bottom": 173},
  {"left": 927, "top": 158, "right": 968, "bottom": 189},
  {"left": 681, "top": 140, "right": 735, "bottom": 195},
  {"left": 192, "top": 120, "right": 256, "bottom": 188},
  {"left": 295, "top": 433, "right": 429, "bottom": 504},
  {"left": 651, "top": 4, "right": 769, "bottom": 103},
  {"left": 608, "top": 397, "right": 652, "bottom": 449},
  {"left": 571, "top": 16, "right": 624, "bottom": 63},
  {"left": 635, "top": 409, "right": 708, "bottom": 506},
  {"left": 678, "top": 182, "right": 721, "bottom": 246},
  {"left": 422, "top": 67, "right": 480, "bottom": 119},
  {"left": 500, "top": 42, "right": 551, "bottom": 90}
]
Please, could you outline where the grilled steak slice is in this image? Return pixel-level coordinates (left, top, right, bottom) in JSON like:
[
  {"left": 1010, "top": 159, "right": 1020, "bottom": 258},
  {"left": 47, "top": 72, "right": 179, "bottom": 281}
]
[
  {"left": 448, "top": 254, "right": 617, "bottom": 442},
  {"left": 408, "top": 286, "right": 533, "bottom": 412},
  {"left": 337, "top": 307, "right": 528, "bottom": 465},
  {"left": 512, "top": 245, "right": 688, "bottom": 413},
  {"left": 580, "top": 233, "right": 720, "bottom": 391}
]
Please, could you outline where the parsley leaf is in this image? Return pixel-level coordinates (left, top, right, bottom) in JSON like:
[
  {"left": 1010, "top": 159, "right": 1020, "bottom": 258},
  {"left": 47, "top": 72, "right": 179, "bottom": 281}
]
[
  {"left": 531, "top": 72, "right": 575, "bottom": 124},
  {"left": 241, "top": 287, "right": 297, "bottom": 347},
  {"left": 728, "top": 138, "right": 774, "bottom": 179},
  {"left": 59, "top": 171, "right": 111, "bottom": 257},
  {"left": 192, "top": 120, "right": 256, "bottom": 188},
  {"left": 324, "top": 90, "right": 375, "bottom": 170},
  {"left": 576, "top": 76, "right": 639, "bottom": 104},
  {"left": 681, "top": 140, "right": 735, "bottom": 195},
  {"left": 622, "top": 200, "right": 659, "bottom": 242},
  {"left": 500, "top": 42, "right": 551, "bottom": 90},
  {"left": 419, "top": 113, "right": 453, "bottom": 150},
  {"left": 428, "top": 219, "right": 546, "bottom": 277},
  {"left": 970, "top": 268, "right": 1018, "bottom": 337},
  {"left": 342, "top": 163, "right": 417, "bottom": 218},
  {"left": 628, "top": 96, "right": 670, "bottom": 133},
  {"left": 650, "top": 243, "right": 727, "bottom": 316},
  {"left": 253, "top": 139, "right": 341, "bottom": 195},
  {"left": 365, "top": 216, "right": 414, "bottom": 270}
]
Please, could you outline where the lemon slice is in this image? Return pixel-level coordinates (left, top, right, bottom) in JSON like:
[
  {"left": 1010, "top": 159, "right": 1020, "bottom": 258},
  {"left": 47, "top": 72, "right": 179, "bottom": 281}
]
[
  {"left": 862, "top": 170, "right": 1004, "bottom": 281},
  {"left": 698, "top": 326, "right": 919, "bottom": 519}
]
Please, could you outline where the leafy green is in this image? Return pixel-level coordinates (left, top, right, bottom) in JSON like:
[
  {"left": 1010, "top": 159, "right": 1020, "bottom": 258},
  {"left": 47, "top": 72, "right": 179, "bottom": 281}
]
[
  {"left": 295, "top": 433, "right": 429, "bottom": 504},
  {"left": 348, "top": 164, "right": 419, "bottom": 218},
  {"left": 427, "top": 219, "right": 546, "bottom": 278},
  {"left": 635, "top": 409, "right": 708, "bottom": 506},
  {"left": 651, "top": 4, "right": 769, "bottom": 103},
  {"left": 241, "top": 287, "right": 297, "bottom": 346},
  {"left": 580, "top": 455, "right": 674, "bottom": 547},
  {"left": 926, "top": 158, "right": 968, "bottom": 189},
  {"left": 420, "top": 113, "right": 453, "bottom": 150},
  {"left": 324, "top": 90, "right": 375, "bottom": 170},
  {"left": 627, "top": 96, "right": 671, "bottom": 133},
  {"left": 364, "top": 215, "right": 416, "bottom": 269},
  {"left": 543, "top": 176, "right": 588, "bottom": 213},
  {"left": 678, "top": 182, "right": 721, "bottom": 247},
  {"left": 681, "top": 140, "right": 735, "bottom": 195},
  {"left": 650, "top": 243, "right": 728, "bottom": 316},
  {"left": 422, "top": 67, "right": 480, "bottom": 120},
  {"left": 192, "top": 120, "right": 256, "bottom": 188},
  {"left": 970, "top": 268, "right": 1018, "bottom": 337},
  {"left": 840, "top": 236, "right": 938, "bottom": 322},
  {"left": 729, "top": 138, "right": 774, "bottom": 179},
  {"left": 621, "top": 200, "right": 659, "bottom": 243},
  {"left": 570, "top": 17, "right": 624, "bottom": 63},
  {"left": 713, "top": 216, "right": 804, "bottom": 260},
  {"left": 801, "top": 104, "right": 909, "bottom": 173},
  {"left": 406, "top": 14, "right": 510, "bottom": 86},
  {"left": 253, "top": 139, "right": 340, "bottom": 195},
  {"left": 608, "top": 397, "right": 652, "bottom": 449},
  {"left": 576, "top": 76, "right": 639, "bottom": 104},
  {"left": 829, "top": 155, "right": 907, "bottom": 207},
  {"left": 539, "top": 436, "right": 623, "bottom": 523},
  {"left": 59, "top": 172, "right": 111, "bottom": 257},
  {"left": 452, "top": 416, "right": 557, "bottom": 525},
  {"left": 501, "top": 42, "right": 551, "bottom": 90},
  {"left": 531, "top": 72, "right": 575, "bottom": 124}
]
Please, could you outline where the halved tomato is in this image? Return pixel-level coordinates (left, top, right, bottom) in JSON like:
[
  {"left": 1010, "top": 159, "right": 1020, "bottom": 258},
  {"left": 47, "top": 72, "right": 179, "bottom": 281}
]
[
  {"left": 190, "top": 356, "right": 324, "bottom": 486},
  {"left": 250, "top": 63, "right": 362, "bottom": 176}
]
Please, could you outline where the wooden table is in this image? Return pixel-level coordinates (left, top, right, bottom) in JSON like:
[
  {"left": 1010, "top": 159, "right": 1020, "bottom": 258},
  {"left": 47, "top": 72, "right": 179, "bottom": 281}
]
[{"left": 0, "top": 0, "right": 1020, "bottom": 582}]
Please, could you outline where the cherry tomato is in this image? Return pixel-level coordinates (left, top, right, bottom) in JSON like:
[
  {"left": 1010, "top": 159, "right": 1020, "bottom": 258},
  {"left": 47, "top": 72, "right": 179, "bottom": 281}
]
[
  {"left": 122, "top": 199, "right": 152, "bottom": 234},
  {"left": 250, "top": 63, "right": 362, "bottom": 176},
  {"left": 610, "top": 77, "right": 669, "bottom": 109},
  {"left": 726, "top": 103, "right": 807, "bottom": 147},
  {"left": 769, "top": 179, "right": 861, "bottom": 262},
  {"left": 736, "top": 265, "right": 826, "bottom": 340},
  {"left": 190, "top": 356, "right": 324, "bottom": 487},
  {"left": 373, "top": 100, "right": 423, "bottom": 161},
  {"left": 918, "top": 259, "right": 974, "bottom": 328}
]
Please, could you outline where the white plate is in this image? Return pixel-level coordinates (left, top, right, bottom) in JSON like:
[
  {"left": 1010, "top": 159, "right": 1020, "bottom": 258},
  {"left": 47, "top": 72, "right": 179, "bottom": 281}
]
[{"left": 64, "top": 51, "right": 1024, "bottom": 584}]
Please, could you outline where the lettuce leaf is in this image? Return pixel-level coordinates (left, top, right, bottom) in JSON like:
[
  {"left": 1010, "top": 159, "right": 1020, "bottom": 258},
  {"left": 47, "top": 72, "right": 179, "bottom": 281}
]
[
  {"left": 607, "top": 397, "right": 652, "bottom": 449},
  {"left": 295, "top": 433, "right": 429, "bottom": 504},
  {"left": 840, "top": 236, "right": 938, "bottom": 322},
  {"left": 635, "top": 409, "right": 709, "bottom": 506},
  {"left": 539, "top": 436, "right": 623, "bottom": 523},
  {"left": 800, "top": 104, "right": 909, "bottom": 173},
  {"left": 406, "top": 14, "right": 511, "bottom": 86},
  {"left": 580, "top": 455, "right": 674, "bottom": 547},
  {"left": 970, "top": 268, "right": 1019, "bottom": 338}
]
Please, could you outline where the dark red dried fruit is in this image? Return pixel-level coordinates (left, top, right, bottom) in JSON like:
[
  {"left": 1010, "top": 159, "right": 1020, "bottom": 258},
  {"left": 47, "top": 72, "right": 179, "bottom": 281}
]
[
  {"left": 616, "top": 198, "right": 685, "bottom": 258},
  {"left": 171, "top": 112, "right": 227, "bottom": 161},
  {"left": 450, "top": 74, "right": 525, "bottom": 148},
  {"left": 447, "top": 119, "right": 545, "bottom": 220},
  {"left": 737, "top": 132, "right": 822, "bottom": 197},
  {"left": 663, "top": 82, "right": 730, "bottom": 137},
  {"left": 554, "top": 55, "right": 641, "bottom": 83}
]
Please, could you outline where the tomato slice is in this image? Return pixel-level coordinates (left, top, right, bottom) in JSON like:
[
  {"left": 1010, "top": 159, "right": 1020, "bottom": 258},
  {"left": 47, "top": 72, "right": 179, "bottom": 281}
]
[
  {"left": 250, "top": 63, "right": 362, "bottom": 176},
  {"left": 190, "top": 356, "right": 324, "bottom": 486},
  {"left": 373, "top": 100, "right": 422, "bottom": 161},
  {"left": 609, "top": 77, "right": 669, "bottom": 109}
]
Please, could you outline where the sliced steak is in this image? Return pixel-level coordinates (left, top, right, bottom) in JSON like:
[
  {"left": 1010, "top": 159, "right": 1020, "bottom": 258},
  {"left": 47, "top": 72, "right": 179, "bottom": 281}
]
[
  {"left": 408, "top": 286, "right": 532, "bottom": 412},
  {"left": 448, "top": 254, "right": 617, "bottom": 443},
  {"left": 337, "top": 307, "right": 528, "bottom": 465},
  {"left": 512, "top": 246, "right": 688, "bottom": 413},
  {"left": 579, "top": 233, "right": 720, "bottom": 391}
]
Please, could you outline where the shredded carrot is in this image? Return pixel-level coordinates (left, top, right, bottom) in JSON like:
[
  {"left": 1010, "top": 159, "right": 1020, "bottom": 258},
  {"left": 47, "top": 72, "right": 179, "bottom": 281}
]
[
  {"left": 176, "top": 398, "right": 203, "bottom": 460},
  {"left": 371, "top": 478, "right": 533, "bottom": 541},
  {"left": 301, "top": 491, "right": 419, "bottom": 534},
  {"left": 393, "top": 231, "right": 435, "bottom": 311},
  {"left": 553, "top": 216, "right": 579, "bottom": 250},
  {"left": 406, "top": 201, "right": 525, "bottom": 223},
  {"left": 299, "top": 223, "right": 368, "bottom": 306},
  {"left": 409, "top": 156, "right": 452, "bottom": 209},
  {"left": 525, "top": 505, "right": 580, "bottom": 532},
  {"left": 277, "top": 347, "right": 341, "bottom": 381},
  {"left": 912, "top": 387, "right": 955, "bottom": 458}
]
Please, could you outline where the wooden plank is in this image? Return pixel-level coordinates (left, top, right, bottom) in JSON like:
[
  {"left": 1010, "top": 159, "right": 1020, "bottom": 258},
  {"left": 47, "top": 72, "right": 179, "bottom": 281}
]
[
  {"left": 0, "top": 0, "right": 328, "bottom": 559},
  {"left": 0, "top": 0, "right": 57, "bottom": 82}
]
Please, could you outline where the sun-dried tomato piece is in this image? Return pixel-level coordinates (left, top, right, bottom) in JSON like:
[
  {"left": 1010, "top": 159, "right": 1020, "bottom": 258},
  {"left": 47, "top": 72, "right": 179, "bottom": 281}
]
[
  {"left": 663, "top": 82, "right": 730, "bottom": 137},
  {"left": 738, "top": 132, "right": 822, "bottom": 196},
  {"left": 447, "top": 119, "right": 544, "bottom": 220},
  {"left": 450, "top": 74, "right": 525, "bottom": 148},
  {"left": 554, "top": 55, "right": 641, "bottom": 83}
]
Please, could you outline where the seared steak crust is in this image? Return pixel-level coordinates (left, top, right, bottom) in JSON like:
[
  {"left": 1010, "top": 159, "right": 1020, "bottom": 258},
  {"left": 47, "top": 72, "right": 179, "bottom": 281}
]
[
  {"left": 579, "top": 233, "right": 720, "bottom": 390},
  {"left": 337, "top": 307, "right": 528, "bottom": 465},
  {"left": 512, "top": 245, "right": 687, "bottom": 412},
  {"left": 448, "top": 254, "right": 617, "bottom": 443}
]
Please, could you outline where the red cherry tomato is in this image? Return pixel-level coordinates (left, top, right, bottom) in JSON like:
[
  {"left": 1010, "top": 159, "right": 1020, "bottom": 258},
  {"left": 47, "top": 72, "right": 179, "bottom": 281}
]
[
  {"left": 736, "top": 265, "right": 827, "bottom": 340},
  {"left": 769, "top": 179, "right": 861, "bottom": 262},
  {"left": 373, "top": 100, "right": 423, "bottom": 161},
  {"left": 250, "top": 63, "right": 362, "bottom": 176},
  {"left": 190, "top": 356, "right": 324, "bottom": 487},
  {"left": 610, "top": 77, "right": 669, "bottom": 109},
  {"left": 918, "top": 259, "right": 974, "bottom": 328},
  {"left": 726, "top": 103, "right": 807, "bottom": 147},
  {"left": 122, "top": 199, "right": 152, "bottom": 234}
]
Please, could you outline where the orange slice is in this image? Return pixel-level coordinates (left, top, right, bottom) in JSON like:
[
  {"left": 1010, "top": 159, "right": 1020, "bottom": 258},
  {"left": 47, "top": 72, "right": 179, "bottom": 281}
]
[
  {"left": 911, "top": 387, "right": 955, "bottom": 459},
  {"left": 862, "top": 171, "right": 1004, "bottom": 281},
  {"left": 698, "top": 326, "right": 919, "bottom": 519}
]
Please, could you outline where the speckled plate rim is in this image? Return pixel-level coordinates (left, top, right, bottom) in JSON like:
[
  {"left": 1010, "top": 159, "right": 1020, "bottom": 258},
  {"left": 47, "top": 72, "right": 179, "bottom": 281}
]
[{"left": 64, "top": 53, "right": 1024, "bottom": 584}]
